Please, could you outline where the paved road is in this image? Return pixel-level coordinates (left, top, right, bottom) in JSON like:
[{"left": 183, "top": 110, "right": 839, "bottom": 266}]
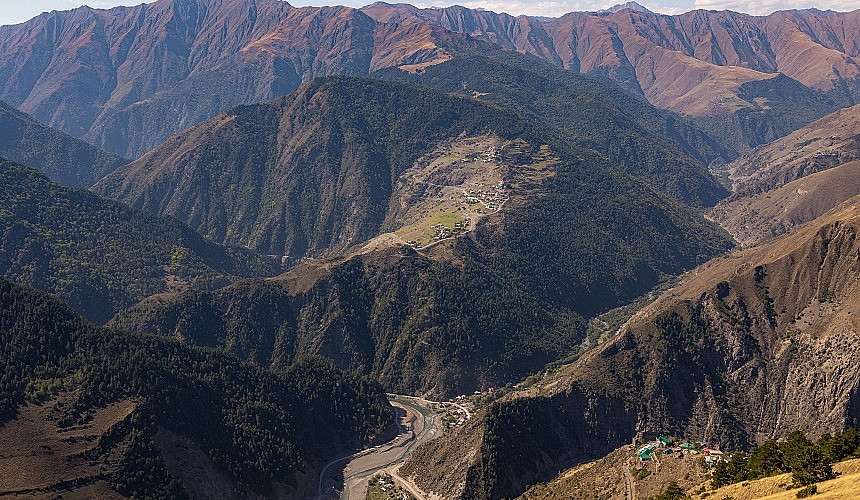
[
  {"left": 406, "top": 395, "right": 472, "bottom": 420},
  {"left": 316, "top": 394, "right": 440, "bottom": 500}
]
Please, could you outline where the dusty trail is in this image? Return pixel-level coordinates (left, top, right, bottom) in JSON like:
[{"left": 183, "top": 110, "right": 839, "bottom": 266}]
[{"left": 623, "top": 457, "right": 636, "bottom": 500}]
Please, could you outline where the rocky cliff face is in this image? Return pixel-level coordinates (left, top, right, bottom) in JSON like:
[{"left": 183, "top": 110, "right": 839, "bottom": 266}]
[{"left": 404, "top": 200, "right": 860, "bottom": 499}]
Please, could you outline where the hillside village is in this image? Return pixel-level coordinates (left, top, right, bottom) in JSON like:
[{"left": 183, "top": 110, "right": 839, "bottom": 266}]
[
  {"left": 423, "top": 181, "right": 510, "bottom": 244},
  {"left": 636, "top": 437, "right": 725, "bottom": 468},
  {"left": 366, "top": 473, "right": 415, "bottom": 500},
  {"left": 628, "top": 436, "right": 728, "bottom": 492},
  {"left": 392, "top": 136, "right": 512, "bottom": 248}
]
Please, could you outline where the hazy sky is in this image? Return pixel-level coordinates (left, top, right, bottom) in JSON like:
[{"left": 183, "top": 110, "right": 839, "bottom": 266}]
[{"left": 1, "top": 0, "right": 858, "bottom": 26}]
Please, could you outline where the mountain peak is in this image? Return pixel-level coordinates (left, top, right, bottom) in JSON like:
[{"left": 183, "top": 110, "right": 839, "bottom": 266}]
[{"left": 598, "top": 2, "right": 654, "bottom": 14}]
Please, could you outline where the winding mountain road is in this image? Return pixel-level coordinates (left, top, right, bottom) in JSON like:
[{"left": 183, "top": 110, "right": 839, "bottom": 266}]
[{"left": 316, "top": 394, "right": 441, "bottom": 500}]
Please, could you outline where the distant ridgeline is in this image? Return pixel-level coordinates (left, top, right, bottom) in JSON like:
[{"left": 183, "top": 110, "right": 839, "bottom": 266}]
[{"left": 0, "top": 0, "right": 856, "bottom": 157}]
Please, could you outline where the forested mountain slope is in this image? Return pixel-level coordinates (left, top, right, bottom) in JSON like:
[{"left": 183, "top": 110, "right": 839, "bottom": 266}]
[
  {"left": 94, "top": 76, "right": 729, "bottom": 260},
  {"left": 0, "top": 278, "right": 393, "bottom": 498},
  {"left": 0, "top": 100, "right": 127, "bottom": 188},
  {"left": 106, "top": 78, "right": 733, "bottom": 397},
  {"left": 0, "top": 160, "right": 278, "bottom": 323},
  {"left": 402, "top": 199, "right": 860, "bottom": 498},
  {"left": 379, "top": 51, "right": 731, "bottom": 206},
  {"left": 94, "top": 78, "right": 525, "bottom": 257}
]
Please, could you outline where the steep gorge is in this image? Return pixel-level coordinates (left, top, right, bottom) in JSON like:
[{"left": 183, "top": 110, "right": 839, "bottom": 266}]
[{"left": 403, "top": 199, "right": 860, "bottom": 498}]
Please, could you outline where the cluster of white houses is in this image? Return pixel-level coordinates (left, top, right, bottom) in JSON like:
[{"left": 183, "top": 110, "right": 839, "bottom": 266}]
[{"left": 460, "top": 181, "right": 509, "bottom": 213}]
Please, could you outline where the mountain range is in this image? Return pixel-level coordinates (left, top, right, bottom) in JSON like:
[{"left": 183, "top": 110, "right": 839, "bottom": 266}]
[
  {"left": 3, "top": 0, "right": 860, "bottom": 498},
  {"left": 1, "top": 0, "right": 858, "bottom": 157},
  {"left": 91, "top": 61, "right": 730, "bottom": 258},
  {"left": 362, "top": 2, "right": 860, "bottom": 108},
  {"left": 99, "top": 75, "right": 734, "bottom": 397},
  {"left": 0, "top": 0, "right": 456, "bottom": 157}
]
